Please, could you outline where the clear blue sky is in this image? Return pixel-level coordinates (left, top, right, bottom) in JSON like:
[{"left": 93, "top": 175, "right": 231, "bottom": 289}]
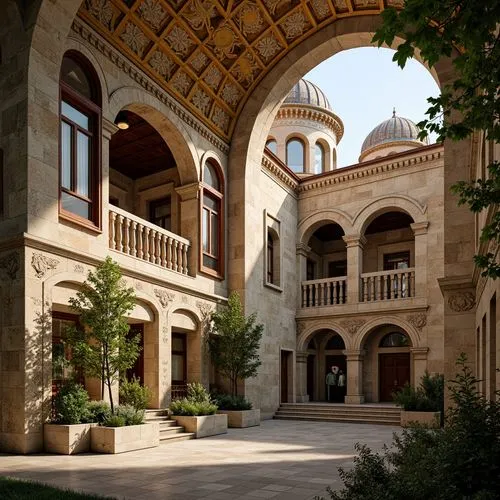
[{"left": 305, "top": 47, "right": 440, "bottom": 168}]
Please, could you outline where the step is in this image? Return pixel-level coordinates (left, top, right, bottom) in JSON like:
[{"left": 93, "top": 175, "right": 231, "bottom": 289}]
[
  {"left": 275, "top": 408, "right": 400, "bottom": 416},
  {"left": 280, "top": 404, "right": 400, "bottom": 411},
  {"left": 160, "top": 426, "right": 186, "bottom": 435},
  {"left": 145, "top": 409, "right": 169, "bottom": 418},
  {"left": 273, "top": 415, "right": 400, "bottom": 425},
  {"left": 159, "top": 432, "right": 195, "bottom": 443},
  {"left": 145, "top": 415, "right": 176, "bottom": 423}
]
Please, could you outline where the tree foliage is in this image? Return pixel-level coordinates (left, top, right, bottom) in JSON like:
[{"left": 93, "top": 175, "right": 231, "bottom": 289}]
[
  {"left": 66, "top": 257, "right": 139, "bottom": 413},
  {"left": 318, "top": 355, "right": 500, "bottom": 500},
  {"left": 373, "top": 0, "right": 500, "bottom": 277},
  {"left": 207, "top": 292, "right": 263, "bottom": 396}
]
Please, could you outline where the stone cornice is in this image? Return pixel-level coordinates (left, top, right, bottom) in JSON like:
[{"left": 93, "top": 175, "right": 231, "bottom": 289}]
[
  {"left": 298, "top": 146, "right": 443, "bottom": 194},
  {"left": 261, "top": 152, "right": 299, "bottom": 191},
  {"left": 71, "top": 19, "right": 230, "bottom": 155},
  {"left": 359, "top": 140, "right": 427, "bottom": 162},
  {"left": 275, "top": 104, "right": 344, "bottom": 142},
  {"left": 411, "top": 221, "right": 430, "bottom": 236}
]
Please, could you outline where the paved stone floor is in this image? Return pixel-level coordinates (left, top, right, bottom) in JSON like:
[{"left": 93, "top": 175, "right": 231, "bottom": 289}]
[{"left": 0, "top": 420, "right": 397, "bottom": 500}]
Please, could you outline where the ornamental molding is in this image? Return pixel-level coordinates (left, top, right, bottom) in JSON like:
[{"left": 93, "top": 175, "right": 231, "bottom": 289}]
[
  {"left": 341, "top": 319, "right": 366, "bottom": 335},
  {"left": 276, "top": 105, "right": 344, "bottom": 142},
  {"left": 448, "top": 292, "right": 476, "bottom": 313},
  {"left": 407, "top": 313, "right": 427, "bottom": 331},
  {"left": 154, "top": 288, "right": 175, "bottom": 308},
  {"left": 196, "top": 300, "right": 214, "bottom": 323},
  {"left": 31, "top": 253, "right": 60, "bottom": 278},
  {"left": 0, "top": 252, "right": 20, "bottom": 280},
  {"left": 359, "top": 139, "right": 428, "bottom": 162},
  {"left": 261, "top": 152, "right": 299, "bottom": 191},
  {"left": 71, "top": 19, "right": 230, "bottom": 155}
]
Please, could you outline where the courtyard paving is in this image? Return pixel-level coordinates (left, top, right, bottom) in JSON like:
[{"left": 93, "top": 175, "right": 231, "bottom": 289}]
[{"left": 0, "top": 420, "right": 397, "bottom": 500}]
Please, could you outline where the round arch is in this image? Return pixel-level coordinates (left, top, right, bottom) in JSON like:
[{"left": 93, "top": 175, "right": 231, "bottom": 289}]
[
  {"left": 109, "top": 87, "right": 199, "bottom": 185},
  {"left": 297, "top": 321, "right": 351, "bottom": 352},
  {"left": 297, "top": 209, "right": 354, "bottom": 245},
  {"left": 353, "top": 194, "right": 427, "bottom": 235}
]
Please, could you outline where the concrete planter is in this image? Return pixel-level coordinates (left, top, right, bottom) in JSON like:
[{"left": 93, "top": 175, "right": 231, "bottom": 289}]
[
  {"left": 44, "top": 423, "right": 96, "bottom": 455},
  {"left": 218, "top": 409, "right": 260, "bottom": 428},
  {"left": 90, "top": 423, "right": 159, "bottom": 454},
  {"left": 401, "top": 410, "right": 441, "bottom": 428},
  {"left": 173, "top": 414, "right": 227, "bottom": 438}
]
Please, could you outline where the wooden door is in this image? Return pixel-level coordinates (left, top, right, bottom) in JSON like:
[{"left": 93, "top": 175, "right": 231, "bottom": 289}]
[
  {"left": 379, "top": 353, "right": 410, "bottom": 402},
  {"left": 126, "top": 324, "right": 144, "bottom": 383},
  {"left": 325, "top": 355, "right": 347, "bottom": 402},
  {"left": 281, "top": 351, "right": 289, "bottom": 403}
]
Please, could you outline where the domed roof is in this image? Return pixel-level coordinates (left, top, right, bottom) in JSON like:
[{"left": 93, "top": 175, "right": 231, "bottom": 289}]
[
  {"left": 360, "top": 111, "right": 428, "bottom": 157},
  {"left": 283, "top": 79, "right": 331, "bottom": 110}
]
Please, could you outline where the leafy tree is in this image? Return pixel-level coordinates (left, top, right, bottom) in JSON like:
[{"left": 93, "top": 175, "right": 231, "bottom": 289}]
[
  {"left": 317, "top": 355, "right": 500, "bottom": 500},
  {"left": 373, "top": 1, "right": 500, "bottom": 277},
  {"left": 66, "top": 256, "right": 139, "bottom": 413},
  {"left": 207, "top": 292, "right": 263, "bottom": 396}
]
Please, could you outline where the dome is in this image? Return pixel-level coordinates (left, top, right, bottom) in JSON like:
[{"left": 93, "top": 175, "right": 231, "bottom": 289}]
[
  {"left": 360, "top": 112, "right": 428, "bottom": 161},
  {"left": 283, "top": 79, "right": 331, "bottom": 110}
]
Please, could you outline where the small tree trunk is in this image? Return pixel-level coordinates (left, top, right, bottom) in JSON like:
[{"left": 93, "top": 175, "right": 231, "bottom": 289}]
[{"left": 104, "top": 346, "right": 114, "bottom": 413}]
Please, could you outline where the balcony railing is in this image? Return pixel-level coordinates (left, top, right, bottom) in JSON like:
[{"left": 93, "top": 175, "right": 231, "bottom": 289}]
[
  {"left": 360, "top": 268, "right": 415, "bottom": 302},
  {"left": 109, "top": 207, "right": 190, "bottom": 275},
  {"left": 301, "top": 277, "right": 347, "bottom": 308}
]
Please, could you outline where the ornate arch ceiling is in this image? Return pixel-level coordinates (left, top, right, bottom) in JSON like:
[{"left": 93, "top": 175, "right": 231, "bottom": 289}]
[{"left": 79, "top": 0, "right": 403, "bottom": 141}]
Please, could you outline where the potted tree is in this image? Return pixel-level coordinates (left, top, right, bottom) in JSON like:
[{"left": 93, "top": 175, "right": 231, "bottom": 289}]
[
  {"left": 65, "top": 257, "right": 159, "bottom": 453},
  {"left": 395, "top": 372, "right": 444, "bottom": 428},
  {"left": 207, "top": 292, "right": 263, "bottom": 428}
]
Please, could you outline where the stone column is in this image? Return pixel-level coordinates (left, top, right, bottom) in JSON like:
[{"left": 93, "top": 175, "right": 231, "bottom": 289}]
[
  {"left": 175, "top": 182, "right": 201, "bottom": 277},
  {"left": 101, "top": 119, "right": 119, "bottom": 244},
  {"left": 158, "top": 314, "right": 171, "bottom": 409},
  {"left": 344, "top": 349, "right": 365, "bottom": 404},
  {"left": 296, "top": 243, "right": 311, "bottom": 308},
  {"left": 411, "top": 347, "right": 429, "bottom": 386},
  {"left": 296, "top": 351, "right": 309, "bottom": 402},
  {"left": 343, "top": 235, "right": 366, "bottom": 304},
  {"left": 411, "top": 222, "right": 429, "bottom": 298}
]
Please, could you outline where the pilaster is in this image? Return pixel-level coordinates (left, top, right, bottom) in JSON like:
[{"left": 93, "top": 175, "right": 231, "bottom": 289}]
[
  {"left": 295, "top": 351, "right": 309, "bottom": 403},
  {"left": 343, "top": 234, "right": 366, "bottom": 305},
  {"left": 343, "top": 349, "right": 365, "bottom": 404},
  {"left": 411, "top": 221, "right": 429, "bottom": 298}
]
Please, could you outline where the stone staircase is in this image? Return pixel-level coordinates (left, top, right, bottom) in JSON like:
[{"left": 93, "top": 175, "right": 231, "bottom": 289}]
[
  {"left": 145, "top": 410, "right": 195, "bottom": 443},
  {"left": 274, "top": 403, "right": 401, "bottom": 426}
]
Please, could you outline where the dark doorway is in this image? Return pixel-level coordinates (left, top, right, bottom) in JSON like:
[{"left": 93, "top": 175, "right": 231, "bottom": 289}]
[
  {"left": 379, "top": 353, "right": 410, "bottom": 401},
  {"left": 307, "top": 354, "right": 315, "bottom": 401},
  {"left": 281, "top": 350, "right": 291, "bottom": 403},
  {"left": 325, "top": 354, "right": 347, "bottom": 403},
  {"left": 172, "top": 332, "right": 187, "bottom": 385},
  {"left": 126, "top": 324, "right": 144, "bottom": 383}
]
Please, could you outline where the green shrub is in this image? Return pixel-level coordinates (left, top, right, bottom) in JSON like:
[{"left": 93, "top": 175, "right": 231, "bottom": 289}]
[
  {"left": 102, "top": 414, "right": 126, "bottom": 427},
  {"left": 317, "top": 355, "right": 500, "bottom": 500},
  {"left": 169, "top": 398, "right": 217, "bottom": 416},
  {"left": 119, "top": 377, "right": 151, "bottom": 410},
  {"left": 114, "top": 405, "right": 145, "bottom": 425},
  {"left": 393, "top": 372, "right": 444, "bottom": 413},
  {"left": 53, "top": 383, "right": 89, "bottom": 424},
  {"left": 84, "top": 400, "right": 111, "bottom": 424},
  {"left": 186, "top": 382, "right": 212, "bottom": 403},
  {"left": 214, "top": 393, "right": 252, "bottom": 410}
]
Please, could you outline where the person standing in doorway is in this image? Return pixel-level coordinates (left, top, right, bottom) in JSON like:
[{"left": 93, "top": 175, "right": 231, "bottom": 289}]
[
  {"left": 325, "top": 365, "right": 337, "bottom": 402},
  {"left": 338, "top": 369, "right": 346, "bottom": 401}
]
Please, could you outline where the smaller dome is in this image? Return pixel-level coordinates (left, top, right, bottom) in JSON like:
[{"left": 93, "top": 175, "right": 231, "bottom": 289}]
[
  {"left": 283, "top": 79, "right": 331, "bottom": 110},
  {"left": 360, "top": 111, "right": 428, "bottom": 161}
]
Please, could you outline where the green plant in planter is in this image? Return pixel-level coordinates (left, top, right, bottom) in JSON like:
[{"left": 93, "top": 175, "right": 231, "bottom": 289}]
[
  {"left": 169, "top": 382, "right": 218, "bottom": 416},
  {"left": 214, "top": 394, "right": 253, "bottom": 411},
  {"left": 102, "top": 414, "right": 126, "bottom": 428},
  {"left": 53, "top": 383, "right": 89, "bottom": 424},
  {"left": 85, "top": 400, "right": 111, "bottom": 424},
  {"left": 393, "top": 372, "right": 444, "bottom": 413},
  {"left": 119, "top": 376, "right": 151, "bottom": 410}
]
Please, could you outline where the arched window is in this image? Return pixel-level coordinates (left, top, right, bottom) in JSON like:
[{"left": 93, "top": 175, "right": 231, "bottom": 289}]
[
  {"left": 59, "top": 52, "right": 101, "bottom": 227},
  {"left": 314, "top": 142, "right": 325, "bottom": 174},
  {"left": 286, "top": 138, "right": 305, "bottom": 173},
  {"left": 201, "top": 160, "right": 223, "bottom": 276},
  {"left": 266, "top": 139, "right": 277, "bottom": 155},
  {"left": 379, "top": 332, "right": 409, "bottom": 348},
  {"left": 325, "top": 334, "right": 345, "bottom": 350}
]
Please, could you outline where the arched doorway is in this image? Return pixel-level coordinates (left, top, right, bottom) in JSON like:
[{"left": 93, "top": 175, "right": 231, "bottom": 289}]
[{"left": 306, "top": 329, "right": 346, "bottom": 402}]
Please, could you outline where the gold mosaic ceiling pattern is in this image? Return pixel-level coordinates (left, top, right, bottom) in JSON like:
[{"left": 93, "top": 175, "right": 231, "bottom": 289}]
[{"left": 79, "top": 0, "right": 403, "bottom": 141}]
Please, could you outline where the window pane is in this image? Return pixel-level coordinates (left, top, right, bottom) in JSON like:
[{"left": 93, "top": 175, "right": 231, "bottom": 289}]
[
  {"left": 287, "top": 139, "right": 304, "bottom": 173},
  {"left": 203, "top": 163, "right": 220, "bottom": 190},
  {"left": 203, "top": 254, "right": 218, "bottom": 270},
  {"left": 62, "top": 101, "right": 89, "bottom": 130},
  {"left": 77, "top": 132, "right": 90, "bottom": 197},
  {"left": 61, "top": 121, "right": 72, "bottom": 189},
  {"left": 171, "top": 354, "right": 185, "bottom": 382},
  {"left": 202, "top": 207, "right": 210, "bottom": 252},
  {"left": 61, "top": 56, "right": 93, "bottom": 100},
  {"left": 204, "top": 194, "right": 218, "bottom": 211},
  {"left": 62, "top": 191, "right": 90, "bottom": 219},
  {"left": 266, "top": 140, "right": 277, "bottom": 155},
  {"left": 314, "top": 143, "right": 324, "bottom": 174},
  {"left": 211, "top": 212, "right": 219, "bottom": 256},
  {"left": 172, "top": 336, "right": 185, "bottom": 352}
]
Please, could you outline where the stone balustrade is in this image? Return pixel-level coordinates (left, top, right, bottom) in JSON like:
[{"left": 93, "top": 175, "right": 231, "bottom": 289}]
[
  {"left": 109, "top": 207, "right": 190, "bottom": 275},
  {"left": 301, "top": 277, "right": 347, "bottom": 307},
  {"left": 360, "top": 268, "right": 415, "bottom": 302}
]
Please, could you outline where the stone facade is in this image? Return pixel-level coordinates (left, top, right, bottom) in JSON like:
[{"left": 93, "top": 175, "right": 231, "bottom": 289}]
[{"left": 0, "top": 0, "right": 495, "bottom": 454}]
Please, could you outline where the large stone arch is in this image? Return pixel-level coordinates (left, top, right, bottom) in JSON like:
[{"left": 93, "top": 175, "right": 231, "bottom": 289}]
[
  {"left": 297, "top": 208, "right": 354, "bottom": 245},
  {"left": 109, "top": 87, "right": 200, "bottom": 185},
  {"left": 353, "top": 194, "right": 428, "bottom": 235},
  {"left": 297, "top": 321, "right": 351, "bottom": 352}
]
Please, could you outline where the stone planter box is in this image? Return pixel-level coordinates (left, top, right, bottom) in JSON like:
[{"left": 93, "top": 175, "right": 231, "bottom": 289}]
[
  {"left": 218, "top": 409, "right": 260, "bottom": 428},
  {"left": 401, "top": 411, "right": 441, "bottom": 428},
  {"left": 173, "top": 414, "right": 227, "bottom": 438},
  {"left": 44, "top": 423, "right": 96, "bottom": 455},
  {"left": 90, "top": 423, "right": 159, "bottom": 454}
]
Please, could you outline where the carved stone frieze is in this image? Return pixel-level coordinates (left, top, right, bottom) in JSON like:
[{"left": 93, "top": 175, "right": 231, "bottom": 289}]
[
  {"left": 448, "top": 292, "right": 476, "bottom": 312},
  {"left": 341, "top": 319, "right": 366, "bottom": 335},
  {"left": 74, "top": 264, "right": 85, "bottom": 273},
  {"left": 0, "top": 252, "right": 20, "bottom": 280},
  {"left": 154, "top": 289, "right": 175, "bottom": 308},
  {"left": 196, "top": 301, "right": 214, "bottom": 323},
  {"left": 407, "top": 313, "right": 427, "bottom": 331},
  {"left": 31, "top": 253, "right": 59, "bottom": 279},
  {"left": 296, "top": 322, "right": 306, "bottom": 335}
]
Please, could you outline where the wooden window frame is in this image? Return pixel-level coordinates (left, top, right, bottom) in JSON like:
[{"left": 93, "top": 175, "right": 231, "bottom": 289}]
[
  {"left": 171, "top": 332, "right": 187, "bottom": 384},
  {"left": 59, "top": 53, "right": 102, "bottom": 232},
  {"left": 267, "top": 231, "right": 274, "bottom": 284},
  {"left": 199, "top": 161, "right": 224, "bottom": 279},
  {"left": 149, "top": 196, "right": 172, "bottom": 231},
  {"left": 383, "top": 251, "right": 410, "bottom": 271}
]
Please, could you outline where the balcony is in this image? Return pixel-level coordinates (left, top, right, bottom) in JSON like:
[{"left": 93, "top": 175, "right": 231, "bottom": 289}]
[
  {"left": 360, "top": 268, "right": 415, "bottom": 302},
  {"left": 301, "top": 277, "right": 347, "bottom": 308},
  {"left": 109, "top": 207, "right": 190, "bottom": 275}
]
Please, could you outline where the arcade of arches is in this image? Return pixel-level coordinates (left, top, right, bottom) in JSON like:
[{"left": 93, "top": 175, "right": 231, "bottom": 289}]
[{"left": 0, "top": 0, "right": 496, "bottom": 454}]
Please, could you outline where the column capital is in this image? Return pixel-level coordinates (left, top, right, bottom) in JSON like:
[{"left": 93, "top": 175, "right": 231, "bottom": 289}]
[
  {"left": 296, "top": 242, "right": 311, "bottom": 256},
  {"left": 343, "top": 349, "right": 365, "bottom": 360},
  {"left": 411, "top": 221, "right": 429, "bottom": 236},
  {"left": 175, "top": 182, "right": 202, "bottom": 201},
  {"left": 410, "top": 347, "right": 429, "bottom": 360},
  {"left": 342, "top": 234, "right": 367, "bottom": 248},
  {"left": 296, "top": 351, "right": 308, "bottom": 363},
  {"left": 102, "top": 118, "right": 119, "bottom": 139}
]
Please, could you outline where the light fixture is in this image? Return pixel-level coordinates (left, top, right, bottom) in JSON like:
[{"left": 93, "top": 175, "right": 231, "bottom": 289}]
[{"left": 114, "top": 110, "right": 129, "bottom": 130}]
